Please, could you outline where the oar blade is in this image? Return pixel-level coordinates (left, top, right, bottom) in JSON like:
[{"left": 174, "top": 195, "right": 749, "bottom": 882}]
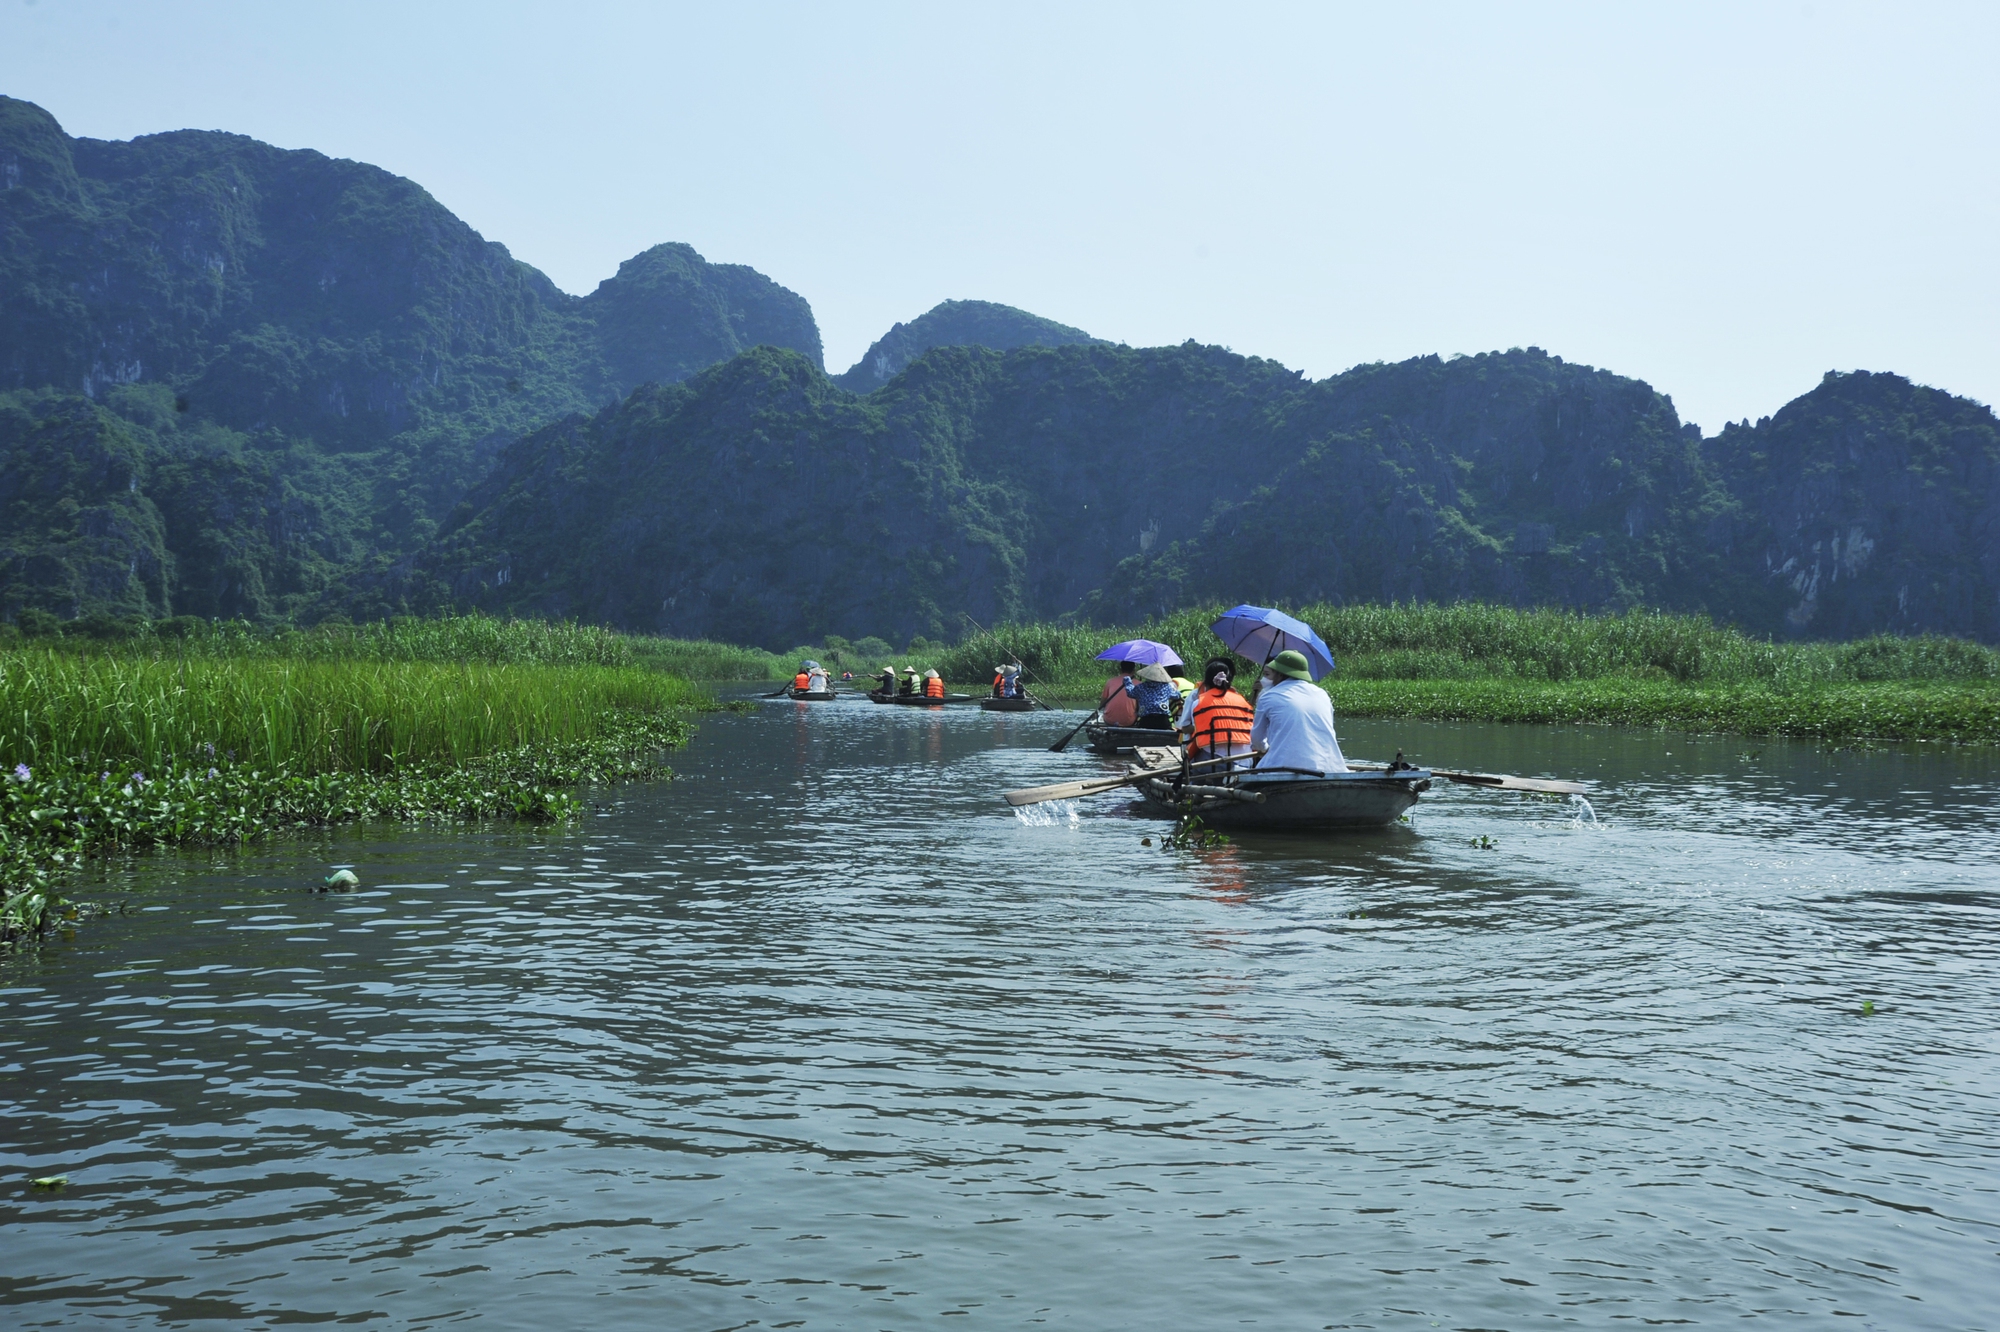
[
  {"left": 1002, "top": 775, "right": 1131, "bottom": 807},
  {"left": 1435, "top": 770, "right": 1589, "bottom": 795}
]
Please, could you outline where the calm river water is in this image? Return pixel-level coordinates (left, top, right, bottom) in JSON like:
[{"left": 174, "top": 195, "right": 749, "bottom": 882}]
[{"left": 4, "top": 694, "right": 1999, "bottom": 1329}]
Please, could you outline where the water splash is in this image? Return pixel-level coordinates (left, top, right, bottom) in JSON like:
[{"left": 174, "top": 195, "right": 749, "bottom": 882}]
[
  {"left": 1569, "top": 794, "right": 1599, "bottom": 827},
  {"left": 1014, "top": 800, "right": 1080, "bottom": 828}
]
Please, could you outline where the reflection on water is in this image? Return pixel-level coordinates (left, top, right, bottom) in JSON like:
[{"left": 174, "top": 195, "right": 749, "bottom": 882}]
[{"left": 4, "top": 695, "right": 1999, "bottom": 1329}]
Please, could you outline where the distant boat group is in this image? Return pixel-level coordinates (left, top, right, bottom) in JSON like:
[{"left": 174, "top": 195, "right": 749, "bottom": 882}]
[{"left": 772, "top": 605, "right": 1586, "bottom": 833}]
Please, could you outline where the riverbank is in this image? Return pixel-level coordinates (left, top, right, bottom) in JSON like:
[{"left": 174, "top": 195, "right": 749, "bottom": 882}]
[
  {"left": 0, "top": 618, "right": 718, "bottom": 946},
  {"left": 920, "top": 604, "right": 2000, "bottom": 743}
]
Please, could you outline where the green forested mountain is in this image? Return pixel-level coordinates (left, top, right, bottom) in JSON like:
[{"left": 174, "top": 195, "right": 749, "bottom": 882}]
[
  {"left": 0, "top": 95, "right": 819, "bottom": 619},
  {"left": 831, "top": 299, "right": 1100, "bottom": 393},
  {"left": 413, "top": 344, "right": 2000, "bottom": 647},
  {"left": 5, "top": 96, "right": 1998, "bottom": 644}
]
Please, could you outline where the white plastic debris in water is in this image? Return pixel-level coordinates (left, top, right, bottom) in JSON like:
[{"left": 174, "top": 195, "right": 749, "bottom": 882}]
[
  {"left": 1568, "top": 794, "right": 1599, "bottom": 826},
  {"left": 1014, "top": 800, "right": 1081, "bottom": 828}
]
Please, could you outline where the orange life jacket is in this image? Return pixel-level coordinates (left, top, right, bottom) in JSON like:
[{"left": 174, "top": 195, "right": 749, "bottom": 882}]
[
  {"left": 1189, "top": 685, "right": 1254, "bottom": 750},
  {"left": 924, "top": 676, "right": 945, "bottom": 699},
  {"left": 794, "top": 673, "right": 811, "bottom": 690}
]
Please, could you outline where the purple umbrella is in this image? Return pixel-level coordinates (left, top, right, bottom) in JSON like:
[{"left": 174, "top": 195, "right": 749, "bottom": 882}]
[
  {"left": 1209, "top": 605, "right": 1336, "bottom": 680},
  {"left": 1093, "top": 639, "right": 1184, "bottom": 667}
]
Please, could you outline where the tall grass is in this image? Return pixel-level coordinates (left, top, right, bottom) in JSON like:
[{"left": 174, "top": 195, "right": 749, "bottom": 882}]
[
  {"left": 935, "top": 603, "right": 2000, "bottom": 690},
  {"left": 0, "top": 649, "right": 707, "bottom": 774},
  {"left": 20, "top": 613, "right": 786, "bottom": 680}
]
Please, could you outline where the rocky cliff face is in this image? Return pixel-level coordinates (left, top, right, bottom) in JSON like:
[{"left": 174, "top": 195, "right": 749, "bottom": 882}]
[
  {"left": 831, "top": 299, "right": 1100, "bottom": 394},
  {"left": 1706, "top": 371, "right": 2000, "bottom": 641}
]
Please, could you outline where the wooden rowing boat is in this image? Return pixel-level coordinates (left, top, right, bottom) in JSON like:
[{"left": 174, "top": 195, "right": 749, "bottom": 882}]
[
  {"left": 1136, "top": 766, "right": 1431, "bottom": 830},
  {"left": 867, "top": 690, "right": 978, "bottom": 706},
  {"left": 787, "top": 687, "right": 838, "bottom": 701},
  {"left": 979, "top": 697, "right": 1036, "bottom": 712},
  {"left": 1084, "top": 722, "right": 1180, "bottom": 753}
]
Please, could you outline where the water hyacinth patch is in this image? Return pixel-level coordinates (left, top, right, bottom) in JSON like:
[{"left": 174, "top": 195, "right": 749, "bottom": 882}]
[{"left": 0, "top": 708, "right": 695, "bottom": 946}]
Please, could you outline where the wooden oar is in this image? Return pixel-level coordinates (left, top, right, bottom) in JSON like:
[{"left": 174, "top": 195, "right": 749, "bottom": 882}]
[
  {"left": 1005, "top": 754, "right": 1242, "bottom": 807},
  {"left": 1348, "top": 762, "right": 1587, "bottom": 795}
]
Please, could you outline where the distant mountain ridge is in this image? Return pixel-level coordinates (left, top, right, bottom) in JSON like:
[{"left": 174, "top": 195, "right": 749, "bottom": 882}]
[
  {"left": 3, "top": 96, "right": 1998, "bottom": 645},
  {"left": 413, "top": 346, "right": 2000, "bottom": 647},
  {"left": 832, "top": 299, "right": 1100, "bottom": 393}
]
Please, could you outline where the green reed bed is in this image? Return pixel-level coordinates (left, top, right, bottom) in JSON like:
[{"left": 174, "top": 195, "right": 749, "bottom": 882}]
[
  {"left": 0, "top": 648, "right": 711, "bottom": 946},
  {"left": 31, "top": 612, "right": 786, "bottom": 679},
  {"left": 934, "top": 603, "right": 2000, "bottom": 740}
]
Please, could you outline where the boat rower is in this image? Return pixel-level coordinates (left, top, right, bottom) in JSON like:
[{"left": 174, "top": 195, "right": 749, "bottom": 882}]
[
  {"left": 1098, "top": 660, "right": 1139, "bottom": 727},
  {"left": 876, "top": 667, "right": 898, "bottom": 696},
  {"left": 1249, "top": 650, "right": 1348, "bottom": 776}
]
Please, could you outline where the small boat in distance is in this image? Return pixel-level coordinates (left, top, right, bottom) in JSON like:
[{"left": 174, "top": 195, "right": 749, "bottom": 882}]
[{"left": 979, "top": 697, "right": 1037, "bottom": 712}]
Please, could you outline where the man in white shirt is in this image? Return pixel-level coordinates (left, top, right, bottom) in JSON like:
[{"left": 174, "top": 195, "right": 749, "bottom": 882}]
[{"left": 1249, "top": 650, "right": 1348, "bottom": 777}]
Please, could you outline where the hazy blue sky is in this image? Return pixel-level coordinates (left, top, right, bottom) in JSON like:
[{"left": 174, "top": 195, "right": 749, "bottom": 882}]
[{"left": 4, "top": 1, "right": 1994, "bottom": 430}]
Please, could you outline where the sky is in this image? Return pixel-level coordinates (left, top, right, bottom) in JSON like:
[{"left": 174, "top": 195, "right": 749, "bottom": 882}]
[{"left": 3, "top": 0, "right": 1995, "bottom": 432}]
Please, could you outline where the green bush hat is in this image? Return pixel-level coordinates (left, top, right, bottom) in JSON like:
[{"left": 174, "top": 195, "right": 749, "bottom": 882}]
[{"left": 1268, "top": 649, "right": 1313, "bottom": 681}]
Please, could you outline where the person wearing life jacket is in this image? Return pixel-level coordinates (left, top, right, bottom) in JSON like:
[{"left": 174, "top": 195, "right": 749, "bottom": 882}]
[
  {"left": 793, "top": 666, "right": 812, "bottom": 692},
  {"left": 1098, "top": 660, "right": 1139, "bottom": 727},
  {"left": 900, "top": 668, "right": 920, "bottom": 696},
  {"left": 991, "top": 665, "right": 1008, "bottom": 698},
  {"left": 1181, "top": 656, "right": 1256, "bottom": 769},
  {"left": 923, "top": 668, "right": 946, "bottom": 699},
  {"left": 1250, "top": 649, "right": 1348, "bottom": 776}
]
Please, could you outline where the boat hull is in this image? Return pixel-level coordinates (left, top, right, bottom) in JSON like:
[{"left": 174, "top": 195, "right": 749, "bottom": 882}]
[
  {"left": 1085, "top": 723, "right": 1179, "bottom": 753},
  {"left": 1139, "top": 770, "right": 1430, "bottom": 831},
  {"left": 868, "top": 691, "right": 976, "bottom": 706},
  {"left": 787, "top": 688, "right": 838, "bottom": 701}
]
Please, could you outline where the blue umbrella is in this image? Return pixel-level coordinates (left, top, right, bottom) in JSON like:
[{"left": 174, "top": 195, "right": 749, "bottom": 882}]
[
  {"left": 1093, "top": 639, "right": 1184, "bottom": 667},
  {"left": 1209, "top": 605, "right": 1336, "bottom": 680}
]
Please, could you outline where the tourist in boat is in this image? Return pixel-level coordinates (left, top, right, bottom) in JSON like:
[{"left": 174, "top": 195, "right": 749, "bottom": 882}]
[
  {"left": 1122, "top": 663, "right": 1179, "bottom": 730},
  {"left": 1249, "top": 650, "right": 1348, "bottom": 776},
  {"left": 806, "top": 664, "right": 830, "bottom": 692},
  {"left": 991, "top": 665, "right": 1008, "bottom": 698},
  {"left": 1181, "top": 657, "right": 1255, "bottom": 768},
  {"left": 923, "top": 668, "right": 946, "bottom": 699},
  {"left": 1098, "top": 661, "right": 1139, "bottom": 727},
  {"left": 793, "top": 664, "right": 813, "bottom": 692},
  {"left": 900, "top": 667, "right": 921, "bottom": 696},
  {"left": 1003, "top": 664, "right": 1026, "bottom": 699}
]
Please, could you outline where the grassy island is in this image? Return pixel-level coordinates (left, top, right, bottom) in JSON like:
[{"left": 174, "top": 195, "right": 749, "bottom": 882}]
[
  {"left": 924, "top": 603, "right": 2000, "bottom": 745},
  {"left": 0, "top": 616, "right": 742, "bottom": 947}
]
